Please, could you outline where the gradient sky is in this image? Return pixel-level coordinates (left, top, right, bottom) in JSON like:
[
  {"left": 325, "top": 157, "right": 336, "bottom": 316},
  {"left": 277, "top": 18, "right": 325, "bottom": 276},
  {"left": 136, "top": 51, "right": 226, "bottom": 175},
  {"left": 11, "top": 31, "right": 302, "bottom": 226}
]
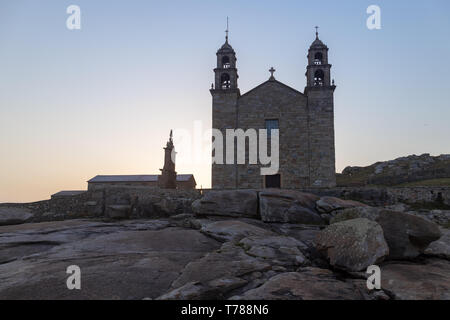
[{"left": 1, "top": 0, "right": 450, "bottom": 203}]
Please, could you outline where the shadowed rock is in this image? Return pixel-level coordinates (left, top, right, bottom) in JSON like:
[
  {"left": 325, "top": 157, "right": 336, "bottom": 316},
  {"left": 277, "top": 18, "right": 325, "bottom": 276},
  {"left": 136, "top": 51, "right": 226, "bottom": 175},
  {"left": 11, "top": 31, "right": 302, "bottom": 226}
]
[
  {"left": 239, "top": 235, "right": 308, "bottom": 266},
  {"left": 381, "top": 259, "right": 450, "bottom": 300},
  {"left": 0, "top": 220, "right": 220, "bottom": 300},
  {"left": 259, "top": 190, "right": 323, "bottom": 224},
  {"left": 157, "top": 277, "right": 248, "bottom": 300},
  {"left": 425, "top": 229, "right": 450, "bottom": 260},
  {"left": 0, "top": 207, "right": 34, "bottom": 226},
  {"left": 200, "top": 220, "right": 275, "bottom": 242},
  {"left": 315, "top": 218, "right": 389, "bottom": 272},
  {"left": 192, "top": 190, "right": 258, "bottom": 218},
  {"left": 170, "top": 242, "right": 271, "bottom": 290},
  {"left": 332, "top": 207, "right": 442, "bottom": 259},
  {"left": 316, "top": 197, "right": 367, "bottom": 214},
  {"left": 229, "top": 269, "right": 365, "bottom": 300}
]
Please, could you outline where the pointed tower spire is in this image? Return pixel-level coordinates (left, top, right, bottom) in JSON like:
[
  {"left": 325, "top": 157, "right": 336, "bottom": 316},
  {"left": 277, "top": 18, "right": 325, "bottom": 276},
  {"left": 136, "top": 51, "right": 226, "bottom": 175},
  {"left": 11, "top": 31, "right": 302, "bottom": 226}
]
[
  {"left": 225, "top": 17, "right": 229, "bottom": 43},
  {"left": 167, "top": 129, "right": 174, "bottom": 148},
  {"left": 159, "top": 130, "right": 177, "bottom": 189},
  {"left": 315, "top": 26, "right": 319, "bottom": 39}
]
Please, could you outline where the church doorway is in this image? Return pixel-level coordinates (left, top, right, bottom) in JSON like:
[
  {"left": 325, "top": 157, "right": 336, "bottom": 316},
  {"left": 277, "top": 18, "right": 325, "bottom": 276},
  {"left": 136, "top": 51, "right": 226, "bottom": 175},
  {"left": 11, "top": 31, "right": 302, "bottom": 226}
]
[{"left": 265, "top": 174, "right": 281, "bottom": 188}]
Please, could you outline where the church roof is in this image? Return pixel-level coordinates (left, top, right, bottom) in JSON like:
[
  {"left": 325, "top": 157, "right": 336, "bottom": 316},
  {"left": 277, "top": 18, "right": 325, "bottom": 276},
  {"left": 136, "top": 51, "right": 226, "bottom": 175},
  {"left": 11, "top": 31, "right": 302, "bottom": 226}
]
[
  {"left": 240, "top": 79, "right": 305, "bottom": 99},
  {"left": 310, "top": 37, "right": 327, "bottom": 49},
  {"left": 311, "top": 38, "right": 324, "bottom": 46},
  {"left": 217, "top": 41, "right": 235, "bottom": 54},
  {"left": 88, "top": 174, "right": 195, "bottom": 183}
]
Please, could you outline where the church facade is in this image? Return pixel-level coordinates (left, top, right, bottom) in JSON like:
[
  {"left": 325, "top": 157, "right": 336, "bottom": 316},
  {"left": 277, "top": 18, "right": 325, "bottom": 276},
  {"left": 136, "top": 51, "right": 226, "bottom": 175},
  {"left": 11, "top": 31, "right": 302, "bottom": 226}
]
[{"left": 211, "top": 29, "right": 336, "bottom": 189}]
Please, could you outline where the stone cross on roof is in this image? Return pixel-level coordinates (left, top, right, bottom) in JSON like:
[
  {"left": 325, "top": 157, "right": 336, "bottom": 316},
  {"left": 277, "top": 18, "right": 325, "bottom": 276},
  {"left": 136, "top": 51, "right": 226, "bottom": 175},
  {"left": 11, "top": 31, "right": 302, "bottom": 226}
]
[{"left": 269, "top": 67, "right": 276, "bottom": 80}]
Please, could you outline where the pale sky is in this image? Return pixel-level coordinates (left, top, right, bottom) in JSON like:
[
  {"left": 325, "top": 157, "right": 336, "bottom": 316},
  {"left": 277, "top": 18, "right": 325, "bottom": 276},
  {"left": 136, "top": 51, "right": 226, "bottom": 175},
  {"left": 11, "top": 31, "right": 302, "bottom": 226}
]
[{"left": 1, "top": 0, "right": 450, "bottom": 202}]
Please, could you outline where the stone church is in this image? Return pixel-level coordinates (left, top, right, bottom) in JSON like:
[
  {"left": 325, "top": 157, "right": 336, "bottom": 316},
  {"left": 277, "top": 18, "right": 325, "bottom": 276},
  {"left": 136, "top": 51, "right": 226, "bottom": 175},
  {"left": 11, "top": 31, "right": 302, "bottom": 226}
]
[{"left": 211, "top": 28, "right": 336, "bottom": 189}]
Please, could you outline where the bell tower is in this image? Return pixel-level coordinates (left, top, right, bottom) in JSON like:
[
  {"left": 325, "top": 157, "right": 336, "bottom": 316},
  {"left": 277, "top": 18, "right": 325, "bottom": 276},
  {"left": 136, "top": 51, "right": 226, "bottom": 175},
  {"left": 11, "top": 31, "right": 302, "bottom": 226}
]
[
  {"left": 211, "top": 19, "right": 240, "bottom": 189},
  {"left": 212, "top": 19, "right": 239, "bottom": 91},
  {"left": 305, "top": 26, "right": 333, "bottom": 88},
  {"left": 305, "top": 27, "right": 337, "bottom": 187}
]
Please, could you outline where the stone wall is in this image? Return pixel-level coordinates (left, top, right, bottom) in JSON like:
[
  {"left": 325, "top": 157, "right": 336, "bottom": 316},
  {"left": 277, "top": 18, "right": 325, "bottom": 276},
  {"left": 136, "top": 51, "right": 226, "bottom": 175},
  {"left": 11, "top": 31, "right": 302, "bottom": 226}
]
[
  {"left": 306, "top": 87, "right": 336, "bottom": 188},
  {"left": 4, "top": 186, "right": 448, "bottom": 222},
  {"left": 0, "top": 200, "right": 50, "bottom": 216},
  {"left": 212, "top": 80, "right": 336, "bottom": 189},
  {"left": 1, "top": 187, "right": 202, "bottom": 222},
  {"left": 236, "top": 80, "right": 310, "bottom": 189},
  {"left": 102, "top": 186, "right": 201, "bottom": 218},
  {"left": 386, "top": 187, "right": 450, "bottom": 207},
  {"left": 211, "top": 90, "right": 240, "bottom": 189},
  {"left": 50, "top": 190, "right": 103, "bottom": 219}
]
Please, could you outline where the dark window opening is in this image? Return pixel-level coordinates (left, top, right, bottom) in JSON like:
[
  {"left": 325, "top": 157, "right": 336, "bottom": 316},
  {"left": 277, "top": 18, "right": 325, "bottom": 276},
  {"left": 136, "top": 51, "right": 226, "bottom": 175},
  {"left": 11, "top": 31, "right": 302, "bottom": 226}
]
[
  {"left": 265, "top": 174, "right": 281, "bottom": 188},
  {"left": 265, "top": 119, "right": 279, "bottom": 138},
  {"left": 222, "top": 56, "right": 231, "bottom": 69},
  {"left": 314, "top": 52, "right": 323, "bottom": 65},
  {"left": 314, "top": 69, "right": 324, "bottom": 86},
  {"left": 221, "top": 73, "right": 231, "bottom": 89}
]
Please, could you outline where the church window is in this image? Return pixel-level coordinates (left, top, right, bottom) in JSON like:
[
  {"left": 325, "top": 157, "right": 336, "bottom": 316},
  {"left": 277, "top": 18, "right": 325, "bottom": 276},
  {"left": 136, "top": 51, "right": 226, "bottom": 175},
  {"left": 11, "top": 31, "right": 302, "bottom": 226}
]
[
  {"left": 221, "top": 73, "right": 231, "bottom": 89},
  {"left": 265, "top": 119, "right": 279, "bottom": 138},
  {"left": 314, "top": 52, "right": 323, "bottom": 65},
  {"left": 314, "top": 69, "right": 324, "bottom": 86},
  {"left": 222, "top": 56, "right": 231, "bottom": 68}
]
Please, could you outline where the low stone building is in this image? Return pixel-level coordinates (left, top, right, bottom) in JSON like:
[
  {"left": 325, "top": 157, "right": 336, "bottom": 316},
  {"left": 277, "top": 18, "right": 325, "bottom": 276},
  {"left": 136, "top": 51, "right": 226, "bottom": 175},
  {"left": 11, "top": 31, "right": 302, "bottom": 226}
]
[
  {"left": 87, "top": 174, "right": 196, "bottom": 190},
  {"left": 53, "top": 132, "right": 197, "bottom": 197},
  {"left": 86, "top": 132, "right": 196, "bottom": 190}
]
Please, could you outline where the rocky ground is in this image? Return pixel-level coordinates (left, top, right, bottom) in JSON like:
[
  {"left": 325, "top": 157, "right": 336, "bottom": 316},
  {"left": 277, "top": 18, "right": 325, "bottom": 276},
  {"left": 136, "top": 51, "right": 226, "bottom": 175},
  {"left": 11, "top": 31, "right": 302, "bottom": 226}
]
[
  {"left": 0, "top": 190, "right": 449, "bottom": 300},
  {"left": 337, "top": 153, "right": 450, "bottom": 187}
]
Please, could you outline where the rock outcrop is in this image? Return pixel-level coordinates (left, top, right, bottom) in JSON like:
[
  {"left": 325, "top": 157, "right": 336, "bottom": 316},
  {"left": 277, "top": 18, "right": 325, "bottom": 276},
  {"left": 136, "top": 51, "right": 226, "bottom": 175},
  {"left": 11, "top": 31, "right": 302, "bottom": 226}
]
[
  {"left": 200, "top": 220, "right": 275, "bottom": 242},
  {"left": 259, "top": 190, "right": 323, "bottom": 224},
  {"left": 192, "top": 190, "right": 258, "bottom": 218},
  {"left": 425, "top": 229, "right": 450, "bottom": 260},
  {"left": 239, "top": 235, "right": 308, "bottom": 267},
  {"left": 1, "top": 189, "right": 448, "bottom": 300},
  {"left": 229, "top": 269, "right": 365, "bottom": 300},
  {"left": 0, "top": 207, "right": 33, "bottom": 226},
  {"left": 315, "top": 218, "right": 389, "bottom": 272},
  {"left": 169, "top": 241, "right": 271, "bottom": 291},
  {"left": 339, "top": 153, "right": 450, "bottom": 187},
  {"left": 316, "top": 197, "right": 367, "bottom": 214},
  {"left": 381, "top": 259, "right": 450, "bottom": 300},
  {"left": 332, "top": 207, "right": 442, "bottom": 259},
  {"left": 0, "top": 220, "right": 220, "bottom": 299}
]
